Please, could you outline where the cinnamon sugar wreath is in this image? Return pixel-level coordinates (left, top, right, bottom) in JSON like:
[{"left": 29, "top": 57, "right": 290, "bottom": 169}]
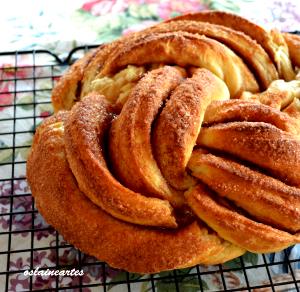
[{"left": 27, "top": 11, "right": 300, "bottom": 273}]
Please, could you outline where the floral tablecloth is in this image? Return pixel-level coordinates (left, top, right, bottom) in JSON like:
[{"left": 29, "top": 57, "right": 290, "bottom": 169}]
[
  {"left": 1, "top": 0, "right": 300, "bottom": 291},
  {"left": 1, "top": 0, "right": 300, "bottom": 56}
]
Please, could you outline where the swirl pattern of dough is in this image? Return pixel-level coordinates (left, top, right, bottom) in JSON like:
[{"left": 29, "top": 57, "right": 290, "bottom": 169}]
[{"left": 28, "top": 11, "right": 300, "bottom": 273}]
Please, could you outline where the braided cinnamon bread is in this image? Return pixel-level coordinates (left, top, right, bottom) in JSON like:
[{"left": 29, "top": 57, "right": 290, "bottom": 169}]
[{"left": 27, "top": 11, "right": 300, "bottom": 273}]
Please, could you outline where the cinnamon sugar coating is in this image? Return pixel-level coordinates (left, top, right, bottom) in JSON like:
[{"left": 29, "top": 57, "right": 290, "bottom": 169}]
[{"left": 28, "top": 11, "right": 300, "bottom": 273}]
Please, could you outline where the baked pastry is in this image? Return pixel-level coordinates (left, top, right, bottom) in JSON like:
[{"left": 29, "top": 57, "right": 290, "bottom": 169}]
[{"left": 27, "top": 11, "right": 300, "bottom": 273}]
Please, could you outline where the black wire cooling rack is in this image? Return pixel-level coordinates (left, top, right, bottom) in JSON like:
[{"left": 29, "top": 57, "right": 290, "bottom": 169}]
[{"left": 0, "top": 47, "right": 300, "bottom": 292}]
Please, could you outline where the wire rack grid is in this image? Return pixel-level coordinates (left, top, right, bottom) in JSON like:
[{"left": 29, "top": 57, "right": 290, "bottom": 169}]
[{"left": 0, "top": 47, "right": 299, "bottom": 292}]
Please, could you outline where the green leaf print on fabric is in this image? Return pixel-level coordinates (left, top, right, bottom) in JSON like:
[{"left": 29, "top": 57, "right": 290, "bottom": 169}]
[
  {"left": 156, "top": 269, "right": 208, "bottom": 292},
  {"left": 243, "top": 252, "right": 259, "bottom": 266},
  {"left": 223, "top": 257, "right": 242, "bottom": 269},
  {"left": 205, "top": 0, "right": 254, "bottom": 13},
  {"left": 156, "top": 276, "right": 208, "bottom": 292},
  {"left": 224, "top": 252, "right": 258, "bottom": 270},
  {"left": 36, "top": 103, "right": 53, "bottom": 116},
  {"left": 19, "top": 147, "right": 31, "bottom": 161},
  {"left": 0, "top": 148, "right": 13, "bottom": 163},
  {"left": 127, "top": 3, "right": 158, "bottom": 20},
  {"left": 17, "top": 95, "right": 34, "bottom": 110},
  {"left": 108, "top": 271, "right": 143, "bottom": 290},
  {"left": 17, "top": 95, "right": 34, "bottom": 104}
]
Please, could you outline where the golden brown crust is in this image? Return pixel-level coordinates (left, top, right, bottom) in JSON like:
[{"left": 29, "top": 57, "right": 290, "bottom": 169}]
[
  {"left": 283, "top": 32, "right": 300, "bottom": 68},
  {"left": 168, "top": 11, "right": 295, "bottom": 80},
  {"left": 197, "top": 121, "right": 300, "bottom": 187},
  {"left": 64, "top": 93, "right": 178, "bottom": 228},
  {"left": 167, "top": 11, "right": 269, "bottom": 42},
  {"left": 28, "top": 11, "right": 300, "bottom": 273},
  {"left": 51, "top": 11, "right": 298, "bottom": 113},
  {"left": 203, "top": 99, "right": 300, "bottom": 134},
  {"left": 284, "top": 97, "right": 300, "bottom": 119},
  {"left": 185, "top": 184, "right": 300, "bottom": 253},
  {"left": 153, "top": 68, "right": 229, "bottom": 190},
  {"left": 148, "top": 20, "right": 278, "bottom": 89},
  {"left": 188, "top": 150, "right": 300, "bottom": 233},
  {"left": 27, "top": 112, "right": 245, "bottom": 273},
  {"left": 79, "top": 43, "right": 122, "bottom": 98},
  {"left": 51, "top": 47, "right": 102, "bottom": 112},
  {"left": 109, "top": 67, "right": 185, "bottom": 207},
  {"left": 100, "top": 31, "right": 259, "bottom": 97}
]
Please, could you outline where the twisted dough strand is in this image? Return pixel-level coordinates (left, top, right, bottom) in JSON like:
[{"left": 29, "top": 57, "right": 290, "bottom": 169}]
[
  {"left": 153, "top": 68, "right": 229, "bottom": 190},
  {"left": 185, "top": 184, "right": 300, "bottom": 253},
  {"left": 100, "top": 32, "right": 259, "bottom": 97},
  {"left": 146, "top": 20, "right": 279, "bottom": 89},
  {"left": 169, "top": 10, "right": 295, "bottom": 80},
  {"left": 188, "top": 150, "right": 300, "bottom": 233},
  {"left": 203, "top": 99, "right": 300, "bottom": 135},
  {"left": 64, "top": 94, "right": 177, "bottom": 228},
  {"left": 109, "top": 66, "right": 185, "bottom": 207},
  {"left": 197, "top": 121, "right": 300, "bottom": 187}
]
